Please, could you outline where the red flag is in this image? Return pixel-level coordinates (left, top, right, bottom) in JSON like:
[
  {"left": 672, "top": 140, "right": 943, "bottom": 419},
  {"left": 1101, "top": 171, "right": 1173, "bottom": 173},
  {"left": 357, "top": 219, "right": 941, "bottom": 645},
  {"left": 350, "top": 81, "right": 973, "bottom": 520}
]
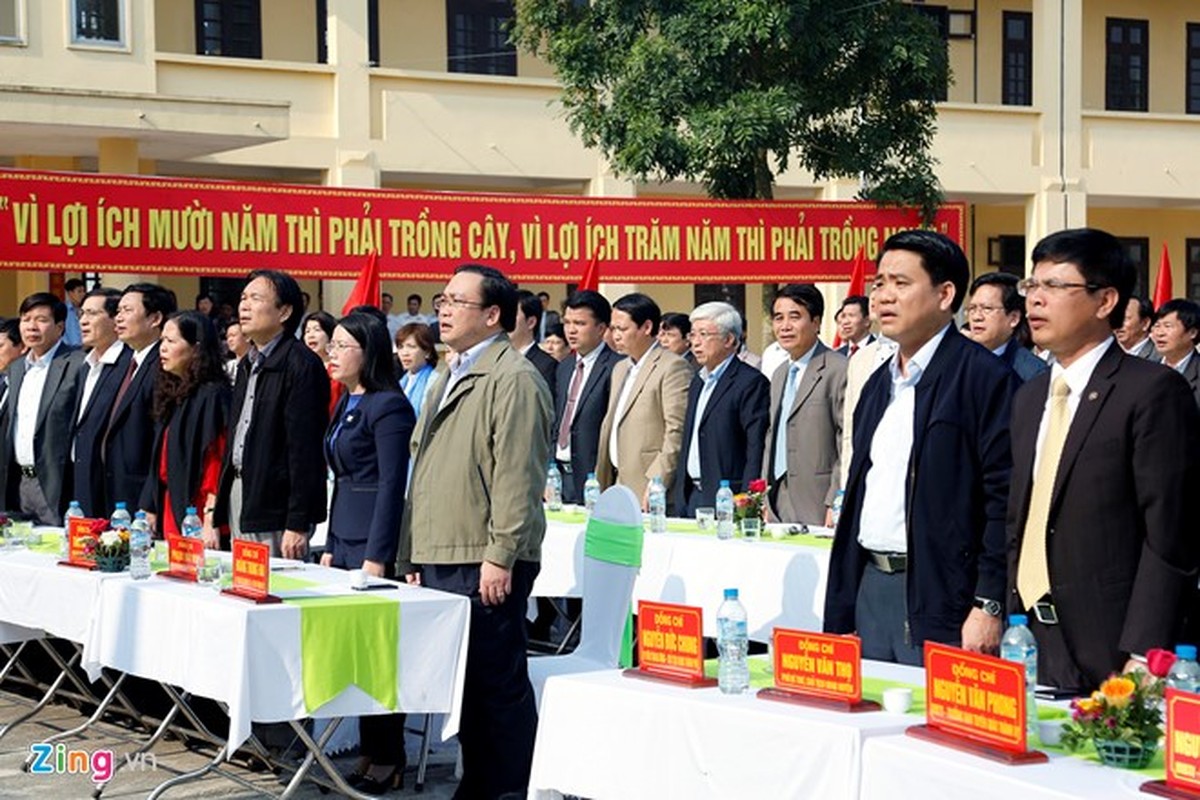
[
  {"left": 1152, "top": 243, "right": 1173, "bottom": 311},
  {"left": 341, "top": 250, "right": 380, "bottom": 316},
  {"left": 577, "top": 253, "right": 600, "bottom": 293},
  {"left": 832, "top": 246, "right": 869, "bottom": 348}
]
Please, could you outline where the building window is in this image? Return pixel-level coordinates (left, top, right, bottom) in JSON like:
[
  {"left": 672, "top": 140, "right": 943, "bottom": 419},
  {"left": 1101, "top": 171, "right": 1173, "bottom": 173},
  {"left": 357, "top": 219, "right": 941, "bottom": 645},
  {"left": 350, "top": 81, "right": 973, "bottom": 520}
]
[
  {"left": 1106, "top": 18, "right": 1148, "bottom": 112},
  {"left": 987, "top": 235, "right": 1026, "bottom": 276},
  {"left": 1187, "top": 239, "right": 1200, "bottom": 302},
  {"left": 315, "top": 0, "right": 327, "bottom": 64},
  {"left": 1002, "top": 12, "right": 1032, "bottom": 106},
  {"left": 0, "top": 0, "right": 23, "bottom": 43},
  {"left": 1188, "top": 24, "right": 1200, "bottom": 115},
  {"left": 446, "top": 0, "right": 516, "bottom": 76},
  {"left": 72, "top": 0, "right": 122, "bottom": 45},
  {"left": 908, "top": 4, "right": 949, "bottom": 102},
  {"left": 195, "top": 0, "right": 262, "bottom": 59},
  {"left": 1117, "top": 237, "right": 1150, "bottom": 297},
  {"left": 367, "top": 0, "right": 379, "bottom": 67}
]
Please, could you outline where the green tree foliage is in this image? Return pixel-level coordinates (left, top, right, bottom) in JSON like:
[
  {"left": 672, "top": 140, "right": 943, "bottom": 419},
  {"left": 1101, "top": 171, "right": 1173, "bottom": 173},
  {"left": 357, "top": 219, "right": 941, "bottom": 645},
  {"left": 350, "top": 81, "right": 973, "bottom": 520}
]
[{"left": 512, "top": 0, "right": 948, "bottom": 215}]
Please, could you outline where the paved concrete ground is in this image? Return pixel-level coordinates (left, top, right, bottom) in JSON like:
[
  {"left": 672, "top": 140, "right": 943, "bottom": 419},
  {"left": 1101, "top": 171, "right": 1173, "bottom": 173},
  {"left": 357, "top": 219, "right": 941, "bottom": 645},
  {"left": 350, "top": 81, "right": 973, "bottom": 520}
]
[{"left": 0, "top": 689, "right": 461, "bottom": 799}]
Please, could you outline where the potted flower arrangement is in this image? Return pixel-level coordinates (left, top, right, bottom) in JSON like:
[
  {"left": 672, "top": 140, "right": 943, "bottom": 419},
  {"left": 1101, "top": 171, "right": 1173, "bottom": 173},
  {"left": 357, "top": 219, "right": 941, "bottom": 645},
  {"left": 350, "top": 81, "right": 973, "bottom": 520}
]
[
  {"left": 1061, "top": 668, "right": 1164, "bottom": 769},
  {"left": 733, "top": 479, "right": 767, "bottom": 538},
  {"left": 84, "top": 529, "right": 131, "bottom": 573}
]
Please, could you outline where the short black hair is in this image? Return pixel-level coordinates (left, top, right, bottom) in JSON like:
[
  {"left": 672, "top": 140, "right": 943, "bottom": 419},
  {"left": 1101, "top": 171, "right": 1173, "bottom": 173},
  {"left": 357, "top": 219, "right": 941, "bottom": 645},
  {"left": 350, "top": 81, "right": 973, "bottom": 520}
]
[
  {"left": 246, "top": 269, "right": 304, "bottom": 337},
  {"left": 85, "top": 287, "right": 123, "bottom": 318},
  {"left": 336, "top": 312, "right": 400, "bottom": 394},
  {"left": 544, "top": 322, "right": 566, "bottom": 340},
  {"left": 347, "top": 305, "right": 388, "bottom": 327},
  {"left": 660, "top": 312, "right": 692, "bottom": 337},
  {"left": 537, "top": 291, "right": 551, "bottom": 301},
  {"left": 19, "top": 292, "right": 68, "bottom": 323},
  {"left": 1155, "top": 298, "right": 1200, "bottom": 343},
  {"left": 406, "top": 293, "right": 422, "bottom": 305},
  {"left": 969, "top": 272, "right": 1024, "bottom": 315},
  {"left": 517, "top": 290, "right": 544, "bottom": 329},
  {"left": 381, "top": 292, "right": 394, "bottom": 302},
  {"left": 1127, "top": 294, "right": 1154, "bottom": 323},
  {"left": 775, "top": 284, "right": 825, "bottom": 321},
  {"left": 612, "top": 293, "right": 662, "bottom": 336},
  {"left": 64, "top": 278, "right": 86, "bottom": 292},
  {"left": 123, "top": 283, "right": 179, "bottom": 329},
  {"left": 879, "top": 229, "right": 970, "bottom": 313},
  {"left": 302, "top": 311, "right": 336, "bottom": 340},
  {"left": 0, "top": 318, "right": 20, "bottom": 347},
  {"left": 454, "top": 264, "right": 518, "bottom": 332},
  {"left": 838, "top": 295, "right": 868, "bottom": 318},
  {"left": 565, "top": 290, "right": 612, "bottom": 326},
  {"left": 1030, "top": 228, "right": 1134, "bottom": 329}
]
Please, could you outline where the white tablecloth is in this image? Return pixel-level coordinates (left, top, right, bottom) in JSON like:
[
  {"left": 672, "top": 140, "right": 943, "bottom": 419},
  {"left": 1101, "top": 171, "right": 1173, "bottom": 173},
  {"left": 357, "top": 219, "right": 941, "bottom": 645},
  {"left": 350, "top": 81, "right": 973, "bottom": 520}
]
[
  {"left": 0, "top": 547, "right": 125, "bottom": 648},
  {"left": 528, "top": 660, "right": 922, "bottom": 800},
  {"left": 860, "top": 734, "right": 1152, "bottom": 800},
  {"left": 535, "top": 519, "right": 832, "bottom": 641}
]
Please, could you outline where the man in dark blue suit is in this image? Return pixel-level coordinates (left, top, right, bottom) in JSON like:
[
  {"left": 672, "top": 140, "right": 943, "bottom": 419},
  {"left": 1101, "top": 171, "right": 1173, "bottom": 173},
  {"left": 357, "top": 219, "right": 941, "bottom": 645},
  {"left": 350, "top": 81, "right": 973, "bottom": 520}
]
[
  {"left": 71, "top": 288, "right": 130, "bottom": 518},
  {"left": 553, "top": 290, "right": 622, "bottom": 503},
  {"left": 825, "top": 230, "right": 1017, "bottom": 665},
  {"left": 964, "top": 272, "right": 1048, "bottom": 383},
  {"left": 673, "top": 301, "right": 770, "bottom": 516}
]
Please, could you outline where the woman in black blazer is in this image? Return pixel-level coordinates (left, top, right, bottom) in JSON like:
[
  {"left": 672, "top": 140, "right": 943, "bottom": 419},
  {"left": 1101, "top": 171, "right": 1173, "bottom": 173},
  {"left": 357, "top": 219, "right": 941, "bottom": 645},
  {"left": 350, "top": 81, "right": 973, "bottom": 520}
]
[{"left": 321, "top": 312, "right": 415, "bottom": 794}]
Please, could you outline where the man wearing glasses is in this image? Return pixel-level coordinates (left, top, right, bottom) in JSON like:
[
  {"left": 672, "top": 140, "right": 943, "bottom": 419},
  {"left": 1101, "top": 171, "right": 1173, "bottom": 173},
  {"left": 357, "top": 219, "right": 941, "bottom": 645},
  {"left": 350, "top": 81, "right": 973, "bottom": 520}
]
[
  {"left": 1007, "top": 228, "right": 1200, "bottom": 692},
  {"left": 964, "top": 272, "right": 1048, "bottom": 383},
  {"left": 400, "top": 264, "right": 552, "bottom": 800}
]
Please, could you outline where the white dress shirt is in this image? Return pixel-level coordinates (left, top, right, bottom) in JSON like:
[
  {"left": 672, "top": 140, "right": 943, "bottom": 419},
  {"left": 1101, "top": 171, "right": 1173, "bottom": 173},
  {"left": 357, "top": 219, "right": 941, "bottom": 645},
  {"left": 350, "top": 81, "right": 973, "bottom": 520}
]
[
  {"left": 857, "top": 324, "right": 950, "bottom": 554},
  {"left": 1167, "top": 350, "right": 1193, "bottom": 374},
  {"left": 555, "top": 342, "right": 609, "bottom": 462},
  {"left": 1032, "top": 337, "right": 1113, "bottom": 475},
  {"left": 15, "top": 340, "right": 64, "bottom": 467},
  {"left": 607, "top": 344, "right": 654, "bottom": 470},
  {"left": 686, "top": 353, "right": 736, "bottom": 480},
  {"left": 77, "top": 340, "right": 126, "bottom": 424}
]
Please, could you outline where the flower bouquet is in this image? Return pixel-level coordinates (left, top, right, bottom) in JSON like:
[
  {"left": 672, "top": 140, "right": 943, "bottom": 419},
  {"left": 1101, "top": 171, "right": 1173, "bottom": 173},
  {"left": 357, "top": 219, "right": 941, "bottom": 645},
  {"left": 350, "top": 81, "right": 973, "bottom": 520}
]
[
  {"left": 734, "top": 479, "right": 767, "bottom": 538},
  {"left": 1061, "top": 669, "right": 1164, "bottom": 769},
  {"left": 84, "top": 529, "right": 131, "bottom": 573}
]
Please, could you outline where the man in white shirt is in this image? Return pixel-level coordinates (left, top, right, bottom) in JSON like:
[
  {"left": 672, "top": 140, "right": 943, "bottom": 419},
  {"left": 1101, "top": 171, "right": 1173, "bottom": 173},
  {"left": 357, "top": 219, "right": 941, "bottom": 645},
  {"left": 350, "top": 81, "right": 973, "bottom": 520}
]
[
  {"left": 1, "top": 293, "right": 82, "bottom": 523},
  {"left": 1008, "top": 228, "right": 1199, "bottom": 691},
  {"left": 825, "top": 230, "right": 1016, "bottom": 666}
]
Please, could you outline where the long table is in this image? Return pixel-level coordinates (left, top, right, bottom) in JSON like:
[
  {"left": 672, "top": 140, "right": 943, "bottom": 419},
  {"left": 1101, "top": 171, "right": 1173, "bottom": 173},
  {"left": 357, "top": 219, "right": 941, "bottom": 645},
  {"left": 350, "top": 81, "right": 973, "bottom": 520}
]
[{"left": 535, "top": 513, "right": 833, "bottom": 641}]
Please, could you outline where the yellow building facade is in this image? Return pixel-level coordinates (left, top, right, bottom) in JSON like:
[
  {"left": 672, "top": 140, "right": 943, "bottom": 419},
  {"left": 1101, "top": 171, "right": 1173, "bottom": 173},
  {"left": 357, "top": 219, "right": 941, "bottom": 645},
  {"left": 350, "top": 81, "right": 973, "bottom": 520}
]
[{"left": 1, "top": 0, "right": 1199, "bottom": 346}]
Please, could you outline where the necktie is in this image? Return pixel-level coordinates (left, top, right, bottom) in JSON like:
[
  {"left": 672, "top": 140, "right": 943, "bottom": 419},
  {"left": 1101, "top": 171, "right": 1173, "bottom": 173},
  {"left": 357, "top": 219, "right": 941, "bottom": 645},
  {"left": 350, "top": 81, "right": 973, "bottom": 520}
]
[
  {"left": 557, "top": 359, "right": 586, "bottom": 450},
  {"left": 773, "top": 364, "right": 801, "bottom": 480},
  {"left": 849, "top": 342, "right": 859, "bottom": 357},
  {"left": 1017, "top": 376, "right": 1071, "bottom": 609},
  {"left": 105, "top": 357, "right": 139, "bottom": 436}
]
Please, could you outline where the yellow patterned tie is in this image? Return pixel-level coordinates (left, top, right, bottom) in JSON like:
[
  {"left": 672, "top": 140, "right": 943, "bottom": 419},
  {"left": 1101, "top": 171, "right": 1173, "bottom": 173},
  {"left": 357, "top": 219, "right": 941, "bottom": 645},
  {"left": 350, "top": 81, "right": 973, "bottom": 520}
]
[{"left": 1017, "top": 376, "right": 1071, "bottom": 609}]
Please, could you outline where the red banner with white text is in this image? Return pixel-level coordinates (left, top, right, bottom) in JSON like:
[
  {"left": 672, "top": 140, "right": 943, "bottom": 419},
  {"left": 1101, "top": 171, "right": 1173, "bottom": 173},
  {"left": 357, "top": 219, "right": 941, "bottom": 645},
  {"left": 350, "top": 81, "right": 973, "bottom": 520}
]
[{"left": 0, "top": 169, "right": 964, "bottom": 283}]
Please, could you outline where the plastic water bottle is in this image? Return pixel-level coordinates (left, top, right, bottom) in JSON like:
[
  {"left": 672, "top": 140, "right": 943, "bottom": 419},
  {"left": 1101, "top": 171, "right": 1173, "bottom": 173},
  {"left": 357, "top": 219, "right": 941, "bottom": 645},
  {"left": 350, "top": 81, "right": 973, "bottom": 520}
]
[
  {"left": 63, "top": 500, "right": 84, "bottom": 560},
  {"left": 715, "top": 480, "right": 735, "bottom": 540},
  {"left": 546, "top": 462, "right": 563, "bottom": 512},
  {"left": 583, "top": 472, "right": 601, "bottom": 515},
  {"left": 129, "top": 511, "right": 151, "bottom": 580},
  {"left": 830, "top": 489, "right": 845, "bottom": 529},
  {"left": 1000, "top": 614, "right": 1038, "bottom": 737},
  {"left": 1167, "top": 645, "right": 1200, "bottom": 693},
  {"left": 717, "top": 588, "right": 750, "bottom": 694},
  {"left": 648, "top": 477, "right": 667, "bottom": 534},
  {"left": 109, "top": 502, "right": 132, "bottom": 533},
  {"left": 181, "top": 506, "right": 203, "bottom": 540}
]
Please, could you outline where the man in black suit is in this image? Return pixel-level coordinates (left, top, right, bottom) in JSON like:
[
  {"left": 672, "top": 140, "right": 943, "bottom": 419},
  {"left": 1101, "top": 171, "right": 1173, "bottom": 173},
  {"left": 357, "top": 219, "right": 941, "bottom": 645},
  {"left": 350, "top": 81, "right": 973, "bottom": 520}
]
[
  {"left": 0, "top": 293, "right": 82, "bottom": 523},
  {"left": 514, "top": 290, "right": 557, "bottom": 400},
  {"left": 1151, "top": 298, "right": 1200, "bottom": 410},
  {"left": 1009, "top": 228, "right": 1200, "bottom": 691},
  {"left": 834, "top": 295, "right": 875, "bottom": 357},
  {"left": 1116, "top": 294, "right": 1159, "bottom": 361},
  {"left": 0, "top": 318, "right": 25, "bottom": 423},
  {"left": 104, "top": 283, "right": 176, "bottom": 514},
  {"left": 964, "top": 272, "right": 1049, "bottom": 384},
  {"left": 673, "top": 301, "right": 770, "bottom": 516},
  {"left": 213, "top": 269, "right": 329, "bottom": 559},
  {"left": 825, "top": 230, "right": 1017, "bottom": 665},
  {"left": 71, "top": 288, "right": 130, "bottom": 518},
  {"left": 553, "top": 290, "right": 622, "bottom": 503}
]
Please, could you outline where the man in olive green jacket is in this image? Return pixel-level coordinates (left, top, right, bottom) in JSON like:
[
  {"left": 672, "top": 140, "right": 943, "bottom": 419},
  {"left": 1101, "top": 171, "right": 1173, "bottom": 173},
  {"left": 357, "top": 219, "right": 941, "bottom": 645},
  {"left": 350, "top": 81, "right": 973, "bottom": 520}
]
[{"left": 400, "top": 264, "right": 552, "bottom": 800}]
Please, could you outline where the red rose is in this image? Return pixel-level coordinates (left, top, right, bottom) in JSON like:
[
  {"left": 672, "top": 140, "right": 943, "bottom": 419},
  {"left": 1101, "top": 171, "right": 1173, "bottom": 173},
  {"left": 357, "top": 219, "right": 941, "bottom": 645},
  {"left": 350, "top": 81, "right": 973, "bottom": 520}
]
[
  {"left": 748, "top": 479, "right": 767, "bottom": 494},
  {"left": 1147, "top": 648, "right": 1177, "bottom": 679}
]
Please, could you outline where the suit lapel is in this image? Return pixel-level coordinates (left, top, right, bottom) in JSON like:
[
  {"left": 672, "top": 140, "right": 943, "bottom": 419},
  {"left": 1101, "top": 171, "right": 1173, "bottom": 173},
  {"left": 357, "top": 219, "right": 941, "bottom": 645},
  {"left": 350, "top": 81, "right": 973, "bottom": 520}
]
[
  {"left": 700, "top": 357, "right": 740, "bottom": 427},
  {"left": 1049, "top": 344, "right": 1121, "bottom": 510},
  {"left": 605, "top": 358, "right": 629, "bottom": 422},
  {"left": 618, "top": 347, "right": 660, "bottom": 425},
  {"left": 786, "top": 344, "right": 829, "bottom": 421},
  {"left": 575, "top": 346, "right": 615, "bottom": 413},
  {"left": 35, "top": 350, "right": 70, "bottom": 433},
  {"left": 112, "top": 343, "right": 158, "bottom": 425}
]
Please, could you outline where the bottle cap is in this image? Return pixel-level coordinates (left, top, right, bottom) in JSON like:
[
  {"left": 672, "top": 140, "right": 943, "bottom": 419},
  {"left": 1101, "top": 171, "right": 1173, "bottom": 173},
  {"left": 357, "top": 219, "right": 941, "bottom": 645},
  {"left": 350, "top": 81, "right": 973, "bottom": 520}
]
[
  {"left": 587, "top": 472, "right": 596, "bottom": 480},
  {"left": 719, "top": 479, "right": 730, "bottom": 488},
  {"left": 115, "top": 502, "right": 127, "bottom": 509},
  {"left": 134, "top": 510, "right": 146, "bottom": 519},
  {"left": 1008, "top": 613, "right": 1028, "bottom": 626},
  {"left": 723, "top": 588, "right": 738, "bottom": 600},
  {"left": 1177, "top": 644, "right": 1198, "bottom": 660},
  {"left": 186, "top": 506, "right": 197, "bottom": 515}
]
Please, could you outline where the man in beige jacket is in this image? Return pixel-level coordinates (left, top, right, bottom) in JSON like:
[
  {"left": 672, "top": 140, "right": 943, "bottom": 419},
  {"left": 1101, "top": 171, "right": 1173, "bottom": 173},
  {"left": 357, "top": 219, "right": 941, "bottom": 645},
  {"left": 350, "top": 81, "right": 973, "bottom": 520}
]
[
  {"left": 595, "top": 293, "right": 691, "bottom": 511},
  {"left": 400, "top": 264, "right": 552, "bottom": 799}
]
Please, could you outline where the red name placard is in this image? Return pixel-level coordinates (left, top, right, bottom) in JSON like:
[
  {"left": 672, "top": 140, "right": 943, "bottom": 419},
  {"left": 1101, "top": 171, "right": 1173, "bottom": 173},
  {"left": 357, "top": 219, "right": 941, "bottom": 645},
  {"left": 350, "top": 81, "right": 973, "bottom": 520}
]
[
  {"left": 907, "top": 642, "right": 1046, "bottom": 764},
  {"left": 159, "top": 536, "right": 202, "bottom": 582},
  {"left": 774, "top": 629, "right": 864, "bottom": 701},
  {"left": 60, "top": 517, "right": 105, "bottom": 568},
  {"left": 1145, "top": 689, "right": 1200, "bottom": 796},
  {"left": 0, "top": 168, "right": 965, "bottom": 283},
  {"left": 220, "top": 540, "right": 280, "bottom": 603},
  {"left": 625, "top": 601, "right": 715, "bottom": 688}
]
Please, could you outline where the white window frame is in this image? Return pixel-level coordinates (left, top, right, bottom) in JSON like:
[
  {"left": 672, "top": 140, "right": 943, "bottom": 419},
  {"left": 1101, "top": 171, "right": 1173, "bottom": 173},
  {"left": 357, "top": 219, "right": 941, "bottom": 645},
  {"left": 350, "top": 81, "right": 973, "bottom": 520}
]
[
  {"left": 0, "top": 0, "right": 27, "bottom": 46},
  {"left": 68, "top": 0, "right": 129, "bottom": 51}
]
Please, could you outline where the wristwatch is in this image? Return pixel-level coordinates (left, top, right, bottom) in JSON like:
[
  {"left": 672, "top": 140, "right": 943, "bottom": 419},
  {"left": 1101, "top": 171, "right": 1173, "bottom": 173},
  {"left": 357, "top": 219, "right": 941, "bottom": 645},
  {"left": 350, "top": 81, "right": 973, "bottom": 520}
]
[{"left": 973, "top": 597, "right": 1002, "bottom": 618}]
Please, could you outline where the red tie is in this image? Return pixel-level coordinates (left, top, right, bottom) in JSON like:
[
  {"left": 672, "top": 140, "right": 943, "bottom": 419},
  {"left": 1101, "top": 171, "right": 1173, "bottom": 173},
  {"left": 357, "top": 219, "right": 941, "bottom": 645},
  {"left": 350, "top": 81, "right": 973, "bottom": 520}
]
[
  {"left": 557, "top": 359, "right": 586, "bottom": 450},
  {"left": 849, "top": 342, "right": 859, "bottom": 357}
]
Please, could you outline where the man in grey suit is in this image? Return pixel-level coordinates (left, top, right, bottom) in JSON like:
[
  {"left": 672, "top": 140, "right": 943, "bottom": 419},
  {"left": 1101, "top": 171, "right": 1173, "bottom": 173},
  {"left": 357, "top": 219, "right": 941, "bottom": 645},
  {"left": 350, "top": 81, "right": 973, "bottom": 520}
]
[
  {"left": 1116, "top": 295, "right": 1160, "bottom": 361},
  {"left": 964, "top": 272, "right": 1049, "bottom": 383},
  {"left": 764, "top": 284, "right": 847, "bottom": 527},
  {"left": 0, "top": 293, "right": 82, "bottom": 523},
  {"left": 1152, "top": 298, "right": 1200, "bottom": 409}
]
